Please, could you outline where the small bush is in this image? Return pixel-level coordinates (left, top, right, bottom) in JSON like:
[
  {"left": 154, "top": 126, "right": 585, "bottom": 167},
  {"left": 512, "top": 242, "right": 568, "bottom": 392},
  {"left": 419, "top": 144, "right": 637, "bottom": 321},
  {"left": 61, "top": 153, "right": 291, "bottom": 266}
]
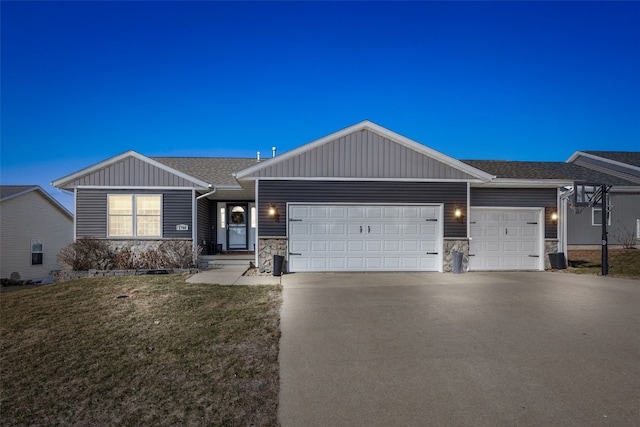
[
  {"left": 57, "top": 239, "right": 201, "bottom": 271},
  {"left": 613, "top": 221, "right": 637, "bottom": 249},
  {"left": 57, "top": 237, "right": 113, "bottom": 271}
]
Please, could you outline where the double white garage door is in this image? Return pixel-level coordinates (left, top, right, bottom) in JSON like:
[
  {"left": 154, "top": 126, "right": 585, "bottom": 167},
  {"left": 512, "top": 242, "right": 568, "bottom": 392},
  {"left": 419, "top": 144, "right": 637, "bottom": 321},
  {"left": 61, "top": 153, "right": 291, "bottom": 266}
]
[
  {"left": 469, "top": 208, "right": 544, "bottom": 271},
  {"left": 286, "top": 204, "right": 544, "bottom": 272},
  {"left": 288, "top": 204, "right": 442, "bottom": 272}
]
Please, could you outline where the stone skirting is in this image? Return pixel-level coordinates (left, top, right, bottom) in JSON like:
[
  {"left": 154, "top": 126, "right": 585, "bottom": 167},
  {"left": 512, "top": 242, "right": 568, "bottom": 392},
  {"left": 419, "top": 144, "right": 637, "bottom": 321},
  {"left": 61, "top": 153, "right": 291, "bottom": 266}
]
[
  {"left": 258, "top": 238, "right": 287, "bottom": 274},
  {"left": 55, "top": 268, "right": 199, "bottom": 283},
  {"left": 443, "top": 239, "right": 469, "bottom": 272},
  {"left": 544, "top": 239, "right": 559, "bottom": 270}
]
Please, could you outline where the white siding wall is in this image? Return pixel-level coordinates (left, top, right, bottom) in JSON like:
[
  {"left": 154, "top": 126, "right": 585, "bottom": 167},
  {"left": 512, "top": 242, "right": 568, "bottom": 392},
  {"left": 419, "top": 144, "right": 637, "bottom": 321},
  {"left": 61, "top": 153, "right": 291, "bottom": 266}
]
[{"left": 0, "top": 191, "right": 73, "bottom": 281}]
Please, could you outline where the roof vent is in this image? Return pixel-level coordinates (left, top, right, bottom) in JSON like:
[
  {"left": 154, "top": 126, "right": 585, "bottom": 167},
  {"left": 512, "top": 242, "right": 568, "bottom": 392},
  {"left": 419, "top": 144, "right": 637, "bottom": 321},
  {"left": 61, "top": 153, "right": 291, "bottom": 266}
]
[
  {"left": 272, "top": 146, "right": 277, "bottom": 158},
  {"left": 256, "top": 151, "right": 261, "bottom": 162}
]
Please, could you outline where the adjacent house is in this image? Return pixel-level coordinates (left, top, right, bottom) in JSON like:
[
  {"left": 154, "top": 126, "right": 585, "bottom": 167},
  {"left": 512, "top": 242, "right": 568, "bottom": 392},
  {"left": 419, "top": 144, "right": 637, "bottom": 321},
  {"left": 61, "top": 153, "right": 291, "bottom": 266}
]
[
  {"left": 565, "top": 151, "right": 640, "bottom": 249},
  {"left": 53, "top": 121, "right": 577, "bottom": 273},
  {"left": 0, "top": 185, "right": 73, "bottom": 282}
]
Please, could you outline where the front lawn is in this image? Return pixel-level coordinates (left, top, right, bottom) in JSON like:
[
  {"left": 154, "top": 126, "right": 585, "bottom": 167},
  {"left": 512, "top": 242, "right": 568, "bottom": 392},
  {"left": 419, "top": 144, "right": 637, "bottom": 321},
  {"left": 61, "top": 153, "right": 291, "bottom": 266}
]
[
  {"left": 0, "top": 275, "right": 281, "bottom": 426},
  {"left": 566, "top": 248, "right": 640, "bottom": 279}
]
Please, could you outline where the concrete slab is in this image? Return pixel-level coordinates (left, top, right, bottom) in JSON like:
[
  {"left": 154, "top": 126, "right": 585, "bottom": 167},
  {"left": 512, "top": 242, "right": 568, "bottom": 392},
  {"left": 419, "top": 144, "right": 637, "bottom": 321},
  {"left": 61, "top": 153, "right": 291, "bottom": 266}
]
[
  {"left": 186, "top": 266, "right": 281, "bottom": 286},
  {"left": 279, "top": 272, "right": 640, "bottom": 426}
]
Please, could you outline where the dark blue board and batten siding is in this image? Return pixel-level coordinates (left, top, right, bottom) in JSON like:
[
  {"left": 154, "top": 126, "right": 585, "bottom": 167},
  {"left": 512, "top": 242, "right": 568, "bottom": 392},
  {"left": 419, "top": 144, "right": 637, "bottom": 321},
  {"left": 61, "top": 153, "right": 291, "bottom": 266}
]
[
  {"left": 470, "top": 188, "right": 558, "bottom": 239},
  {"left": 258, "top": 181, "right": 467, "bottom": 238},
  {"left": 76, "top": 189, "right": 193, "bottom": 238},
  {"left": 61, "top": 156, "right": 204, "bottom": 188}
]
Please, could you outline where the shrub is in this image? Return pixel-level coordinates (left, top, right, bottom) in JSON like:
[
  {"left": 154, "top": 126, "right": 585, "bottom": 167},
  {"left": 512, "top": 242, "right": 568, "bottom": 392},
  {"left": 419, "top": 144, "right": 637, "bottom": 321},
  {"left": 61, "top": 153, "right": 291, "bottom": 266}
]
[
  {"left": 57, "top": 237, "right": 113, "bottom": 271},
  {"left": 57, "top": 239, "right": 202, "bottom": 271},
  {"left": 613, "top": 221, "right": 637, "bottom": 249}
]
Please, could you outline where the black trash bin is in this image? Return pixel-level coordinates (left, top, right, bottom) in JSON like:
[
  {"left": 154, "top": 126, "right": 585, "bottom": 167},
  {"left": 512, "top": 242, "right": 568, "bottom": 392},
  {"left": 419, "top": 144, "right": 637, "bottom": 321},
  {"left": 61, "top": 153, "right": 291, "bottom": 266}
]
[
  {"left": 452, "top": 252, "right": 463, "bottom": 274},
  {"left": 273, "top": 255, "right": 285, "bottom": 277},
  {"left": 549, "top": 253, "right": 567, "bottom": 270}
]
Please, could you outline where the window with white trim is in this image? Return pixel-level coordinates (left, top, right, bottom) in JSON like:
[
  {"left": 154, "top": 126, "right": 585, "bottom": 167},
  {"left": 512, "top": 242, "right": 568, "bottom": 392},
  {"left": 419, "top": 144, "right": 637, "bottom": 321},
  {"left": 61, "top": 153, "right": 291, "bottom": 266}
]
[
  {"left": 108, "top": 194, "right": 161, "bottom": 237},
  {"left": 591, "top": 207, "right": 611, "bottom": 226},
  {"left": 31, "top": 239, "right": 43, "bottom": 265}
]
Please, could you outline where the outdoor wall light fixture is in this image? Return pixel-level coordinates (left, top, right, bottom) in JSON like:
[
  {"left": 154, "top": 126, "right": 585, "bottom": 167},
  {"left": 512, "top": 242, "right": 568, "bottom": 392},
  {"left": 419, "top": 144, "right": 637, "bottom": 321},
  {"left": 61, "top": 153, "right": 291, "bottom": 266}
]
[
  {"left": 551, "top": 211, "right": 558, "bottom": 222},
  {"left": 268, "top": 204, "right": 280, "bottom": 223},
  {"left": 454, "top": 207, "right": 465, "bottom": 223}
]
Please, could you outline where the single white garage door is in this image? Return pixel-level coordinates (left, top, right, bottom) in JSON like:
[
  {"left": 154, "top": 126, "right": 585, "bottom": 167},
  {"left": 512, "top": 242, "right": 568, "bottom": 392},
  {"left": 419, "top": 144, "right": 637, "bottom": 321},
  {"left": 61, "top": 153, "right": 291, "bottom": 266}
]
[
  {"left": 288, "top": 204, "right": 442, "bottom": 272},
  {"left": 469, "top": 208, "right": 543, "bottom": 271}
]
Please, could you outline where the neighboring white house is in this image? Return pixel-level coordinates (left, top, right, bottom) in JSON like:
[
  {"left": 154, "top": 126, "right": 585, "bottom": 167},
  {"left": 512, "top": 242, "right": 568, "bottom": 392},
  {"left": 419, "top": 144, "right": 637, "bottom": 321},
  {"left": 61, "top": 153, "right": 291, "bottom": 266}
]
[{"left": 0, "top": 185, "right": 73, "bottom": 282}]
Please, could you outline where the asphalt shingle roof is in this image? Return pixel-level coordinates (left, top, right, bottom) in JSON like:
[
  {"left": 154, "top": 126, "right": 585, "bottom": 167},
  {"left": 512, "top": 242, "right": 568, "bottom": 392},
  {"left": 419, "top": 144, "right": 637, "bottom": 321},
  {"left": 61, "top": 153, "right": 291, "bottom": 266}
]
[
  {"left": 0, "top": 185, "right": 39, "bottom": 201},
  {"left": 583, "top": 151, "right": 640, "bottom": 168},
  {"left": 151, "top": 157, "right": 258, "bottom": 187},
  {"left": 462, "top": 160, "right": 638, "bottom": 187}
]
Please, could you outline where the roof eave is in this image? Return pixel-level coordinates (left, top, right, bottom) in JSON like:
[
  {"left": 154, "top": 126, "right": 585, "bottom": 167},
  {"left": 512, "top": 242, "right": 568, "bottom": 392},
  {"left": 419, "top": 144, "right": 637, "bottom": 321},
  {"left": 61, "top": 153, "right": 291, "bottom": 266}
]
[{"left": 472, "top": 178, "right": 573, "bottom": 188}]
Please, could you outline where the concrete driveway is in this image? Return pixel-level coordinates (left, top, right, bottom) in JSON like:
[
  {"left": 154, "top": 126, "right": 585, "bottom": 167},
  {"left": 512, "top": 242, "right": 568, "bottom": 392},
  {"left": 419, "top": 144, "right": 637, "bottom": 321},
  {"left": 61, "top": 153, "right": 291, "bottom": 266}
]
[{"left": 279, "top": 272, "right": 639, "bottom": 426}]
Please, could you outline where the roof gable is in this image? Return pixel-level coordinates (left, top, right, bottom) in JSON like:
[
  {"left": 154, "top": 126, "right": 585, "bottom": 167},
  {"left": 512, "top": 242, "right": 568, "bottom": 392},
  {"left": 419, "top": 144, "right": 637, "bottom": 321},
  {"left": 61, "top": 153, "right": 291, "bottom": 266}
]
[
  {"left": 52, "top": 151, "right": 211, "bottom": 190},
  {"left": 236, "top": 121, "right": 494, "bottom": 181},
  {"left": 567, "top": 151, "right": 640, "bottom": 184},
  {"left": 0, "top": 185, "right": 72, "bottom": 218}
]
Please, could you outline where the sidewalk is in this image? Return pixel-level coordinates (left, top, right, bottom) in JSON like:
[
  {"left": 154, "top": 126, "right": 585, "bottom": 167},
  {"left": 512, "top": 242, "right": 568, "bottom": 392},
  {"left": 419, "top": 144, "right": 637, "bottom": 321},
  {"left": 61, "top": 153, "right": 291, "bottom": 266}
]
[{"left": 186, "top": 265, "right": 281, "bottom": 285}]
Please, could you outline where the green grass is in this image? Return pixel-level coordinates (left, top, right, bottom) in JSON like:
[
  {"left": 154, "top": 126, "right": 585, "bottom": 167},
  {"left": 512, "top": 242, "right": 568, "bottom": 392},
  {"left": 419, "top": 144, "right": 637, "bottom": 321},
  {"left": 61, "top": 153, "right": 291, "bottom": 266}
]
[
  {"left": 1, "top": 275, "right": 281, "bottom": 426},
  {"left": 566, "top": 249, "right": 640, "bottom": 279}
]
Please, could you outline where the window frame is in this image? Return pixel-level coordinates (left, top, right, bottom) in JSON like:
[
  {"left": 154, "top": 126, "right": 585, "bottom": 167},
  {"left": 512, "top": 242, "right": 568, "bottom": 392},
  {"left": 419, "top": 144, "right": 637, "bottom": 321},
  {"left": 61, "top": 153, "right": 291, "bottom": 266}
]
[
  {"left": 107, "top": 194, "right": 163, "bottom": 238},
  {"left": 591, "top": 207, "right": 611, "bottom": 226},
  {"left": 31, "top": 238, "right": 43, "bottom": 265}
]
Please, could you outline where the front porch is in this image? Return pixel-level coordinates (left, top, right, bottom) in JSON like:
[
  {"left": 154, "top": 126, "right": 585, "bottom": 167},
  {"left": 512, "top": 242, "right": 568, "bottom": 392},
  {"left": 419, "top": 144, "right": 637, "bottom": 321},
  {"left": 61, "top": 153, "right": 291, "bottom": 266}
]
[{"left": 198, "top": 253, "right": 255, "bottom": 270}]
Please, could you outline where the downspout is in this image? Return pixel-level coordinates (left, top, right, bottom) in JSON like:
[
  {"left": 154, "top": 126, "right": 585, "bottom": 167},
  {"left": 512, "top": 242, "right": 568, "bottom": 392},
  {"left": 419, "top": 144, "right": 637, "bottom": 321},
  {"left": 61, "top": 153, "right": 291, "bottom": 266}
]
[{"left": 254, "top": 179, "right": 259, "bottom": 268}]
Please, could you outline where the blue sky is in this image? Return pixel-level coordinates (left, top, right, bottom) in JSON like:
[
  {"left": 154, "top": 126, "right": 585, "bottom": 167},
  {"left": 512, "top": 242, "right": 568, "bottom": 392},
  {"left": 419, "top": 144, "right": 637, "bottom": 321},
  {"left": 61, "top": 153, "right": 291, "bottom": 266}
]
[{"left": 1, "top": 1, "right": 639, "bottom": 211}]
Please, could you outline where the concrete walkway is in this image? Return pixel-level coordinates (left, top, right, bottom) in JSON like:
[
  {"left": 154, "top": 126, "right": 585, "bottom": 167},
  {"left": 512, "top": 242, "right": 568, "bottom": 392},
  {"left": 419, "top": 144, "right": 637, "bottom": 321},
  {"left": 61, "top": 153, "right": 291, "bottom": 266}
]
[
  {"left": 186, "top": 266, "right": 281, "bottom": 285},
  {"left": 279, "top": 271, "right": 640, "bottom": 426}
]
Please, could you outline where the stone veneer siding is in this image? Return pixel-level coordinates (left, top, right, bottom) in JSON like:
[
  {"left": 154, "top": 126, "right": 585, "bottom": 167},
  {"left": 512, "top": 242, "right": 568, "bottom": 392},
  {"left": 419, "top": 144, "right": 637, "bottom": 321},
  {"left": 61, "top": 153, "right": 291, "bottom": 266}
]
[
  {"left": 443, "top": 239, "right": 469, "bottom": 272},
  {"left": 545, "top": 239, "right": 559, "bottom": 270},
  {"left": 258, "top": 237, "right": 287, "bottom": 274}
]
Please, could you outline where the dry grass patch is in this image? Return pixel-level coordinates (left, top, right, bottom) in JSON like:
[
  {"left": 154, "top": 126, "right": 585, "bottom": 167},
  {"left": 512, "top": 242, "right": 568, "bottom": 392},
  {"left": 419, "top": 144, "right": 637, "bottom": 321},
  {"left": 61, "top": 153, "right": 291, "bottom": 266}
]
[
  {"left": 1, "top": 275, "right": 281, "bottom": 426},
  {"left": 566, "top": 249, "right": 640, "bottom": 279}
]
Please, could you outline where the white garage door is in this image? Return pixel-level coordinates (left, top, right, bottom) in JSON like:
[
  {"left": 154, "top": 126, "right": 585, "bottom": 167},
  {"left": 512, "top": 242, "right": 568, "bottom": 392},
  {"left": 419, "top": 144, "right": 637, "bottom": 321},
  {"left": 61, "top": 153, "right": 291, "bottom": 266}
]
[
  {"left": 288, "top": 204, "right": 442, "bottom": 272},
  {"left": 469, "top": 208, "right": 543, "bottom": 271}
]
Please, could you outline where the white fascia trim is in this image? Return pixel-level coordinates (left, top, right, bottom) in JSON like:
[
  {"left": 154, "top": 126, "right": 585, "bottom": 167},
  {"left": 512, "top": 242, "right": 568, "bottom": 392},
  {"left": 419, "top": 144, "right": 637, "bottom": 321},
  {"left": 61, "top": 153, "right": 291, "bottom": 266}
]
[
  {"left": 214, "top": 185, "right": 245, "bottom": 190},
  {"left": 471, "top": 179, "right": 573, "bottom": 188},
  {"left": 74, "top": 185, "right": 205, "bottom": 190},
  {"left": 567, "top": 151, "right": 640, "bottom": 173},
  {"left": 51, "top": 150, "right": 212, "bottom": 189},
  {"left": 247, "top": 177, "right": 486, "bottom": 183},
  {"left": 235, "top": 120, "right": 495, "bottom": 182}
]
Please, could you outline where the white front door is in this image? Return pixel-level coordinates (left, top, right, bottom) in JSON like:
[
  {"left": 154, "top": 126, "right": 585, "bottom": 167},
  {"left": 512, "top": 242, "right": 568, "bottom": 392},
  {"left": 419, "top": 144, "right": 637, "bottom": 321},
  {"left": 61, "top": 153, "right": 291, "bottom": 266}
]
[
  {"left": 288, "top": 204, "right": 442, "bottom": 272},
  {"left": 469, "top": 208, "right": 543, "bottom": 271}
]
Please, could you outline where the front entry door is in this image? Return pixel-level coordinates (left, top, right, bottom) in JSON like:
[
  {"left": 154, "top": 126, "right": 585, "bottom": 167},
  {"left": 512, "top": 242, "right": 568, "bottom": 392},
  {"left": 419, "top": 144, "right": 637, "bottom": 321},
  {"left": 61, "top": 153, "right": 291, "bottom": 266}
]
[{"left": 227, "top": 204, "right": 248, "bottom": 250}]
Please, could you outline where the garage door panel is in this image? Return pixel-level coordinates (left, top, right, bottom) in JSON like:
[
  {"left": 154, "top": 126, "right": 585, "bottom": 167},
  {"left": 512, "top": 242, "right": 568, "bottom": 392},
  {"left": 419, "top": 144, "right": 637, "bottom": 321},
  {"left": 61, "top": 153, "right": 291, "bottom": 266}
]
[
  {"left": 329, "top": 207, "right": 345, "bottom": 219},
  {"left": 288, "top": 204, "right": 442, "bottom": 272},
  {"left": 470, "top": 208, "right": 542, "bottom": 271},
  {"left": 384, "top": 241, "right": 401, "bottom": 252},
  {"left": 329, "top": 241, "right": 345, "bottom": 252},
  {"left": 311, "top": 241, "right": 327, "bottom": 252},
  {"left": 311, "top": 224, "right": 327, "bottom": 234},
  {"left": 366, "top": 241, "right": 382, "bottom": 252},
  {"left": 310, "top": 207, "right": 329, "bottom": 218}
]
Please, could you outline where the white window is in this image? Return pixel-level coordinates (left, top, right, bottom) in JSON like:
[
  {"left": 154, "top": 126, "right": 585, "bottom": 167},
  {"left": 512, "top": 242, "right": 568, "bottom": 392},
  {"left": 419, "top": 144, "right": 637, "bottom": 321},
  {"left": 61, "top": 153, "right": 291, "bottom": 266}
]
[
  {"left": 220, "top": 208, "right": 226, "bottom": 229},
  {"left": 591, "top": 207, "right": 611, "bottom": 226},
  {"left": 31, "top": 239, "right": 43, "bottom": 265},
  {"left": 108, "top": 194, "right": 161, "bottom": 237}
]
